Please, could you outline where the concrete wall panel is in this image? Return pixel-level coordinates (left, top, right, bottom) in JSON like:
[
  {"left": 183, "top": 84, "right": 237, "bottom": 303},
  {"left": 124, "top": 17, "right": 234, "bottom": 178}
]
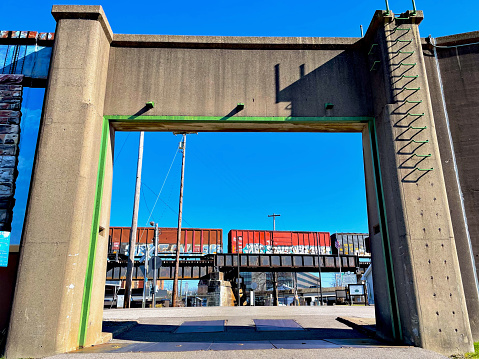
[
  {"left": 423, "top": 41, "right": 479, "bottom": 340},
  {"left": 435, "top": 43, "right": 479, "bottom": 274},
  {"left": 104, "top": 47, "right": 372, "bottom": 118}
]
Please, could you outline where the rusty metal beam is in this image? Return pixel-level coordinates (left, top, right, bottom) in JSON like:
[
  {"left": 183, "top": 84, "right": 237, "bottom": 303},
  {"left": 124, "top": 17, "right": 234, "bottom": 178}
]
[{"left": 106, "top": 254, "right": 371, "bottom": 281}]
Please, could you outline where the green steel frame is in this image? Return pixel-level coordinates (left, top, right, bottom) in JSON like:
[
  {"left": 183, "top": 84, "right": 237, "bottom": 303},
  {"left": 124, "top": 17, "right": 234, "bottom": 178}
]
[{"left": 78, "top": 115, "right": 402, "bottom": 347}]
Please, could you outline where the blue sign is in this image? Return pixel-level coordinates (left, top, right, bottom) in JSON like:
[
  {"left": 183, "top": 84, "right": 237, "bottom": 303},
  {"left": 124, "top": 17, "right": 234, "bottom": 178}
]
[{"left": 0, "top": 231, "right": 11, "bottom": 267}]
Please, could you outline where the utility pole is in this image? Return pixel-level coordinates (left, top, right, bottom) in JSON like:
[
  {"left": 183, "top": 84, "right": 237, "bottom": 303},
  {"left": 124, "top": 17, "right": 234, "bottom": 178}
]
[
  {"left": 172, "top": 134, "right": 186, "bottom": 307},
  {"left": 268, "top": 213, "right": 280, "bottom": 306},
  {"left": 124, "top": 131, "right": 144, "bottom": 308},
  {"left": 268, "top": 213, "right": 280, "bottom": 231}
]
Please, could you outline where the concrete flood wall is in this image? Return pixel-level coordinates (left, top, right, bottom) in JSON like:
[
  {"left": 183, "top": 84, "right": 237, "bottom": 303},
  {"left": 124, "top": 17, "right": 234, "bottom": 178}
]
[
  {"left": 3, "top": 5, "right": 479, "bottom": 359},
  {"left": 423, "top": 31, "right": 479, "bottom": 341}
]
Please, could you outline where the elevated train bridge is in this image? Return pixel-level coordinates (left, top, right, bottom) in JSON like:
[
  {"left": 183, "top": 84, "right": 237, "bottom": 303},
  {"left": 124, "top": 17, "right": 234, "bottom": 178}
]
[{"left": 106, "top": 253, "right": 371, "bottom": 281}]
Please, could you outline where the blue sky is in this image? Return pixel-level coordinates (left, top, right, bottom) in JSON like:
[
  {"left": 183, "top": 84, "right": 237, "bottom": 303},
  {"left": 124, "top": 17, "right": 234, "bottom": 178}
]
[
  {"left": 3, "top": 0, "right": 478, "bottom": 252},
  {"left": 2, "top": 0, "right": 479, "bottom": 37}
]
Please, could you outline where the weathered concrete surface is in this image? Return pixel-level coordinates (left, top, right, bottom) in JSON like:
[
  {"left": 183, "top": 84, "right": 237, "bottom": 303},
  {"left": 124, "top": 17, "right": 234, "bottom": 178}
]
[
  {"left": 45, "top": 307, "right": 447, "bottom": 359},
  {"left": 366, "top": 10, "right": 473, "bottom": 354},
  {"left": 104, "top": 42, "right": 372, "bottom": 119},
  {"left": 46, "top": 348, "right": 448, "bottom": 359},
  {"left": 5, "top": 6, "right": 112, "bottom": 359},
  {"left": 422, "top": 33, "right": 479, "bottom": 340},
  {"left": 6, "top": 5, "right": 478, "bottom": 359},
  {"left": 337, "top": 316, "right": 377, "bottom": 338}
]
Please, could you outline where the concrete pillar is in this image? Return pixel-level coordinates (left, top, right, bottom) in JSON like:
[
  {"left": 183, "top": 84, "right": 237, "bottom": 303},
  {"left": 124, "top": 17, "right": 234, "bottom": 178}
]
[
  {"left": 362, "top": 127, "right": 395, "bottom": 341},
  {"left": 366, "top": 10, "right": 473, "bottom": 355},
  {"left": 6, "top": 6, "right": 112, "bottom": 358}
]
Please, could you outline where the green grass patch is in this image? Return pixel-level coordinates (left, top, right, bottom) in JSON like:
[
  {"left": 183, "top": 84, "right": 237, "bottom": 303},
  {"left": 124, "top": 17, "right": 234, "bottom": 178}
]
[{"left": 465, "top": 342, "right": 479, "bottom": 358}]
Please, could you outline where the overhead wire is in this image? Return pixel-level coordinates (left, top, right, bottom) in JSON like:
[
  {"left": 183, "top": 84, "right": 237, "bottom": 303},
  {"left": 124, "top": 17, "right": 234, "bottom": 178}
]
[
  {"left": 137, "top": 145, "right": 179, "bottom": 243},
  {"left": 141, "top": 186, "right": 155, "bottom": 223},
  {"left": 113, "top": 132, "right": 131, "bottom": 166},
  {"left": 142, "top": 182, "right": 194, "bottom": 228}
]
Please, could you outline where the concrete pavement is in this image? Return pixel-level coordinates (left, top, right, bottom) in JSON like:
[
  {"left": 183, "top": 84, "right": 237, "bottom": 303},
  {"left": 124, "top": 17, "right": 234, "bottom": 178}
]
[{"left": 45, "top": 306, "right": 448, "bottom": 358}]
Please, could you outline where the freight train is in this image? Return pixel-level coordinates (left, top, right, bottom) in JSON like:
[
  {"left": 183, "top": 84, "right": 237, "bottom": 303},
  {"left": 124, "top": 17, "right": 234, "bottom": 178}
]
[
  {"left": 107, "top": 227, "right": 370, "bottom": 257},
  {"left": 108, "top": 226, "right": 223, "bottom": 257},
  {"left": 331, "top": 233, "right": 370, "bottom": 256},
  {"left": 228, "top": 229, "right": 331, "bottom": 254}
]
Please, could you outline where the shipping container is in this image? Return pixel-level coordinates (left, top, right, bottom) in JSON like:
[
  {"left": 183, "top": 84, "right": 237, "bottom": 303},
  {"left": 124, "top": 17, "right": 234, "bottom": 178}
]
[
  {"left": 109, "top": 227, "right": 223, "bottom": 256},
  {"left": 228, "top": 230, "right": 331, "bottom": 255},
  {"left": 330, "top": 233, "right": 370, "bottom": 256}
]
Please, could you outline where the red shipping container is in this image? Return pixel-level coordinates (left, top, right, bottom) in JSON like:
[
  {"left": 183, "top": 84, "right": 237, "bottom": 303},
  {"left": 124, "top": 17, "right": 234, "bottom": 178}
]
[
  {"left": 228, "top": 230, "right": 331, "bottom": 255},
  {"left": 109, "top": 227, "right": 222, "bottom": 255}
]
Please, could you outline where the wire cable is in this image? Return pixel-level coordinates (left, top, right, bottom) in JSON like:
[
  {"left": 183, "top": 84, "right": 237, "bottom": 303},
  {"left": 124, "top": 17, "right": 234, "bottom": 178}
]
[
  {"left": 142, "top": 182, "right": 194, "bottom": 228},
  {"left": 113, "top": 132, "right": 131, "bottom": 166},
  {"left": 137, "top": 146, "right": 179, "bottom": 242},
  {"left": 141, "top": 186, "right": 155, "bottom": 223}
]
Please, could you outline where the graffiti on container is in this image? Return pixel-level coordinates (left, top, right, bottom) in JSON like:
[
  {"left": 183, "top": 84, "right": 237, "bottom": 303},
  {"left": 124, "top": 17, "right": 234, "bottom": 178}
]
[
  {"left": 240, "top": 244, "right": 331, "bottom": 255},
  {"left": 339, "top": 244, "right": 366, "bottom": 256},
  {"left": 118, "top": 243, "right": 221, "bottom": 256}
]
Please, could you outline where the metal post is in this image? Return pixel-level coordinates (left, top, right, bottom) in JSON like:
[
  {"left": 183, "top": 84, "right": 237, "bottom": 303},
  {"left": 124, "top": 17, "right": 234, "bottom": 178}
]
[
  {"left": 237, "top": 251, "right": 241, "bottom": 306},
  {"left": 124, "top": 131, "right": 144, "bottom": 308},
  {"left": 337, "top": 233, "right": 342, "bottom": 287},
  {"left": 360, "top": 25, "right": 364, "bottom": 37},
  {"left": 172, "top": 134, "right": 186, "bottom": 307},
  {"left": 385, "top": 0, "right": 390, "bottom": 15},
  {"left": 268, "top": 213, "right": 280, "bottom": 231},
  {"left": 316, "top": 233, "right": 323, "bottom": 306},
  {"left": 412, "top": 0, "right": 417, "bottom": 14},
  {"left": 185, "top": 282, "right": 188, "bottom": 307},
  {"left": 268, "top": 214, "right": 280, "bottom": 306},
  {"left": 142, "top": 242, "right": 149, "bottom": 308},
  {"left": 152, "top": 223, "right": 158, "bottom": 308}
]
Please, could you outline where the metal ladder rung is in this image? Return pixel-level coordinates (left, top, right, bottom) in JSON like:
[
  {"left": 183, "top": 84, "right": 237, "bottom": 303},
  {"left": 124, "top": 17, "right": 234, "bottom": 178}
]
[
  {"left": 404, "top": 87, "right": 421, "bottom": 91},
  {"left": 400, "top": 63, "right": 417, "bottom": 66},
  {"left": 411, "top": 139, "right": 429, "bottom": 143},
  {"left": 416, "top": 168, "right": 434, "bottom": 171},
  {"left": 393, "top": 28, "right": 411, "bottom": 32},
  {"left": 407, "top": 113, "right": 425, "bottom": 117},
  {"left": 370, "top": 60, "right": 381, "bottom": 72},
  {"left": 398, "top": 50, "right": 415, "bottom": 54},
  {"left": 406, "top": 100, "right": 422, "bottom": 103},
  {"left": 403, "top": 75, "right": 418, "bottom": 78},
  {"left": 368, "top": 43, "right": 378, "bottom": 55},
  {"left": 410, "top": 126, "right": 427, "bottom": 130},
  {"left": 414, "top": 153, "right": 431, "bottom": 157},
  {"left": 396, "top": 39, "right": 412, "bottom": 43}
]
